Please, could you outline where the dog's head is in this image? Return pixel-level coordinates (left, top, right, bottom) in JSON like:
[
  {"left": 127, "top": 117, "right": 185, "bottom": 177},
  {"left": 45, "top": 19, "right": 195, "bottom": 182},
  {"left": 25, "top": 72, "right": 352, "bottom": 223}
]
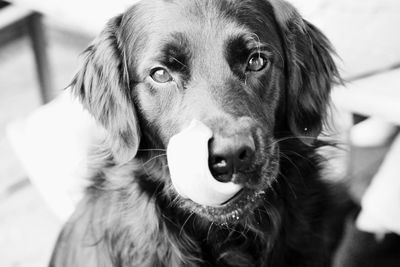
[{"left": 72, "top": 0, "right": 339, "bottom": 223}]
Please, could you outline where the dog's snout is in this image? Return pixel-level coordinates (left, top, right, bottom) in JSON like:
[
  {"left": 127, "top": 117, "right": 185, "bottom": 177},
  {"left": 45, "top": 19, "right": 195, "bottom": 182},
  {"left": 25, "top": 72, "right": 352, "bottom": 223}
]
[{"left": 208, "top": 134, "right": 255, "bottom": 183}]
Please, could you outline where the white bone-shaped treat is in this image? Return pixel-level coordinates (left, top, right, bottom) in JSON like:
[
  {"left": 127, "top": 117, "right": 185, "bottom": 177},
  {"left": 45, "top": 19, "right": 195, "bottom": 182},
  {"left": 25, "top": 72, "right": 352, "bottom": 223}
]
[{"left": 167, "top": 119, "right": 243, "bottom": 207}]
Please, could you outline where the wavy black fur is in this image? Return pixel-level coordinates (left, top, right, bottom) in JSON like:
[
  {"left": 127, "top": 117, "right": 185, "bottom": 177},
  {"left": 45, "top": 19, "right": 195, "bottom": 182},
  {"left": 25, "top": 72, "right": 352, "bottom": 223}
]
[{"left": 50, "top": 0, "right": 352, "bottom": 266}]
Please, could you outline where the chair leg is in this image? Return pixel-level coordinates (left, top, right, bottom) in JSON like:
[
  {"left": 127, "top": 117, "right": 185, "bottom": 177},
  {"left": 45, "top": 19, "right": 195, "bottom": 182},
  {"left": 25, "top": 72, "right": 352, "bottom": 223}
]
[{"left": 27, "top": 13, "right": 52, "bottom": 104}]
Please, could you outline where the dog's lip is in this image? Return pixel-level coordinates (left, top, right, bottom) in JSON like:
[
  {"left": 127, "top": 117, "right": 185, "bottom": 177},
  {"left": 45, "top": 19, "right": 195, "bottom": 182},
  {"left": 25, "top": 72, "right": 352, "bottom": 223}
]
[
  {"left": 181, "top": 186, "right": 267, "bottom": 223},
  {"left": 220, "top": 188, "right": 244, "bottom": 206},
  {"left": 207, "top": 188, "right": 267, "bottom": 222},
  {"left": 213, "top": 187, "right": 265, "bottom": 209}
]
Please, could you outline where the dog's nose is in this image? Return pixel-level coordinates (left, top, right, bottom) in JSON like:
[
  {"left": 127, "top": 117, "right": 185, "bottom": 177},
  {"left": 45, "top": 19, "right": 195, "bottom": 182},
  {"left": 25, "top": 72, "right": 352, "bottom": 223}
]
[{"left": 208, "top": 134, "right": 255, "bottom": 183}]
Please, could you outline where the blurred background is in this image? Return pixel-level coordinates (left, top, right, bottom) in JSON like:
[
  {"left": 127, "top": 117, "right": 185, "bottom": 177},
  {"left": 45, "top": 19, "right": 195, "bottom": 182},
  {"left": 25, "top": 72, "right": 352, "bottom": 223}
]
[{"left": 0, "top": 0, "right": 399, "bottom": 266}]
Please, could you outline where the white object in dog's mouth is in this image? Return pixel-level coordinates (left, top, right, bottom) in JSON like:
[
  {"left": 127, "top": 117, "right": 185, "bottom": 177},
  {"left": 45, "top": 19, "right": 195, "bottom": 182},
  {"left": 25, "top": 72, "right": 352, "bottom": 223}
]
[{"left": 167, "top": 119, "right": 243, "bottom": 207}]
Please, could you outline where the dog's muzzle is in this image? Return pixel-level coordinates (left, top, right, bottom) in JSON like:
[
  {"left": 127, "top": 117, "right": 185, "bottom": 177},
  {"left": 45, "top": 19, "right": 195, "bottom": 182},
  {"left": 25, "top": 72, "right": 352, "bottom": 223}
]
[{"left": 167, "top": 120, "right": 245, "bottom": 207}]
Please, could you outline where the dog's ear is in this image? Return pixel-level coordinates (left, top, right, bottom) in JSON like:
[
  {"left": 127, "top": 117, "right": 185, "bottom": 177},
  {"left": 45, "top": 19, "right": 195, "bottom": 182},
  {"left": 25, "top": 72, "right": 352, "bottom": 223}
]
[
  {"left": 71, "top": 15, "right": 140, "bottom": 162},
  {"left": 269, "top": 0, "right": 340, "bottom": 144}
]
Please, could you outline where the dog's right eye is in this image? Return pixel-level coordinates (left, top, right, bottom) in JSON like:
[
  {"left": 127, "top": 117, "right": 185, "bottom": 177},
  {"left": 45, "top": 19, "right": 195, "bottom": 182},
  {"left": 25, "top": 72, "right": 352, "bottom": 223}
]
[{"left": 150, "top": 68, "right": 173, "bottom": 83}]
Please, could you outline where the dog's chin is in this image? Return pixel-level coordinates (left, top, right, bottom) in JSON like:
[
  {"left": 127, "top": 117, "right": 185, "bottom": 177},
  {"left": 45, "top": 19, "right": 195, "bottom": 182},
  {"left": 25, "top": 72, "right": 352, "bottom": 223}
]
[{"left": 177, "top": 149, "right": 280, "bottom": 225}]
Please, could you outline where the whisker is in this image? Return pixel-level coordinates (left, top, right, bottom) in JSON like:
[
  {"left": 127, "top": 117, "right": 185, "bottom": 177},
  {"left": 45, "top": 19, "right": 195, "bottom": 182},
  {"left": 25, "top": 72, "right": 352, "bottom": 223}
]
[
  {"left": 268, "top": 135, "right": 317, "bottom": 147},
  {"left": 281, "top": 150, "right": 315, "bottom": 165},
  {"left": 206, "top": 222, "right": 214, "bottom": 242},
  {"left": 278, "top": 152, "right": 302, "bottom": 178},
  {"left": 143, "top": 154, "right": 167, "bottom": 165},
  {"left": 138, "top": 148, "right": 167, "bottom": 152},
  {"left": 170, "top": 56, "right": 188, "bottom": 69},
  {"left": 180, "top": 212, "right": 195, "bottom": 236},
  {"left": 277, "top": 170, "right": 297, "bottom": 199}
]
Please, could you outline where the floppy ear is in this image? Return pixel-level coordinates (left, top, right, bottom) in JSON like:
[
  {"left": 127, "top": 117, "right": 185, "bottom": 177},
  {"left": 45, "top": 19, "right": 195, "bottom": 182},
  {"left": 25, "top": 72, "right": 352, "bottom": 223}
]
[
  {"left": 269, "top": 0, "right": 340, "bottom": 144},
  {"left": 71, "top": 15, "right": 140, "bottom": 162}
]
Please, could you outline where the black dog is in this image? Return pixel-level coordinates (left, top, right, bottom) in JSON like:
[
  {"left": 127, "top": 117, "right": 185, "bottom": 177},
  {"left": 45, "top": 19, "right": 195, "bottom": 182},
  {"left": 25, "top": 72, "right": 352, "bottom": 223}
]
[{"left": 50, "top": 0, "right": 350, "bottom": 266}]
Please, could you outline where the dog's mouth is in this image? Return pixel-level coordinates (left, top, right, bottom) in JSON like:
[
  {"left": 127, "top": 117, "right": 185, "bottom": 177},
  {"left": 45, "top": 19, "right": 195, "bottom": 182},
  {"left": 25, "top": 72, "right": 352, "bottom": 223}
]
[{"left": 174, "top": 145, "right": 279, "bottom": 224}]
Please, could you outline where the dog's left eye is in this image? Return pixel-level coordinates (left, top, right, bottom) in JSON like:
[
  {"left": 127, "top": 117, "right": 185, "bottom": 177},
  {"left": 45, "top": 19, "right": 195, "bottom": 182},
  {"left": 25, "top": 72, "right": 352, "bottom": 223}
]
[
  {"left": 246, "top": 55, "right": 268, "bottom": 72},
  {"left": 150, "top": 68, "right": 173, "bottom": 83}
]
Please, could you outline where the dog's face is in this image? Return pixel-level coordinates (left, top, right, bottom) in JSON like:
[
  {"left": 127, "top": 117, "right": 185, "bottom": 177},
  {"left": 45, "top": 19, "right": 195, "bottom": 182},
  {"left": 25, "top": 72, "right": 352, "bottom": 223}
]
[{"left": 73, "top": 0, "right": 338, "bottom": 223}]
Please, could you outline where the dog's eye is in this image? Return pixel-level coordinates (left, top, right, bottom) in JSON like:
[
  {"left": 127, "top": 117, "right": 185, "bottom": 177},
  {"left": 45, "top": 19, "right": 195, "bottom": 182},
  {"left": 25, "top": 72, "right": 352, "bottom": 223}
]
[
  {"left": 150, "top": 68, "right": 173, "bottom": 83},
  {"left": 246, "top": 55, "right": 268, "bottom": 72}
]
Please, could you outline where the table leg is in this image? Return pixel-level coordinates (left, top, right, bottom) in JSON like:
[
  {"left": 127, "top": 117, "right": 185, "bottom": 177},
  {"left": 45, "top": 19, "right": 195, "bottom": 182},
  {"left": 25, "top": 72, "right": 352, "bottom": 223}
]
[{"left": 27, "top": 13, "right": 52, "bottom": 104}]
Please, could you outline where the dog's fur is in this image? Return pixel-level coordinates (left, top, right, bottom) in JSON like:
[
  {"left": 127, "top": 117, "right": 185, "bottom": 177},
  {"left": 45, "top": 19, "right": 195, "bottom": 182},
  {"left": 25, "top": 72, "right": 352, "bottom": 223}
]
[{"left": 50, "top": 0, "right": 351, "bottom": 266}]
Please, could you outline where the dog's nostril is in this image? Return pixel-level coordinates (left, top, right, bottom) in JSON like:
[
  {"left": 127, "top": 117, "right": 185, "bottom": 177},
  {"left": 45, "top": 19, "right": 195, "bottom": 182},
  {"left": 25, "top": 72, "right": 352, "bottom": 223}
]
[
  {"left": 209, "top": 156, "right": 233, "bottom": 183},
  {"left": 236, "top": 146, "right": 253, "bottom": 168},
  {"left": 238, "top": 148, "right": 248, "bottom": 161}
]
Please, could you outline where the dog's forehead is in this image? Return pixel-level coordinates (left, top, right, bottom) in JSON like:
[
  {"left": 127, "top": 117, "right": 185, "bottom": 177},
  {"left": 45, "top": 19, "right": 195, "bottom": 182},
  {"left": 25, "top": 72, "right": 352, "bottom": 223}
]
[
  {"left": 134, "top": 0, "right": 281, "bottom": 75},
  {"left": 139, "top": 2, "right": 245, "bottom": 60}
]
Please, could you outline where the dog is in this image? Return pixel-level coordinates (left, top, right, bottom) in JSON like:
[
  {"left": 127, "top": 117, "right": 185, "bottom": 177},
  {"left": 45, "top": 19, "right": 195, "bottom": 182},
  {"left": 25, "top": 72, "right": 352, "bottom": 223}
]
[{"left": 50, "top": 0, "right": 351, "bottom": 266}]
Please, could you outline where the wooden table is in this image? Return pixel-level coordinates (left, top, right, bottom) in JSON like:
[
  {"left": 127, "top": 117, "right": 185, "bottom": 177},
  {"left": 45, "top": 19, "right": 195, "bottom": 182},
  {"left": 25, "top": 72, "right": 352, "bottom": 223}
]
[
  {"left": 0, "top": 1, "right": 51, "bottom": 103},
  {"left": 4, "top": 0, "right": 136, "bottom": 104},
  {"left": 8, "top": 0, "right": 136, "bottom": 34}
]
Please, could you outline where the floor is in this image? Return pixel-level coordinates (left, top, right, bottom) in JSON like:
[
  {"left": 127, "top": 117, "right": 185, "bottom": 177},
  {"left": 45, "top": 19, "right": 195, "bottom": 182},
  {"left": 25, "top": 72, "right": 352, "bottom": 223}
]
[{"left": 0, "top": 22, "right": 91, "bottom": 267}]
